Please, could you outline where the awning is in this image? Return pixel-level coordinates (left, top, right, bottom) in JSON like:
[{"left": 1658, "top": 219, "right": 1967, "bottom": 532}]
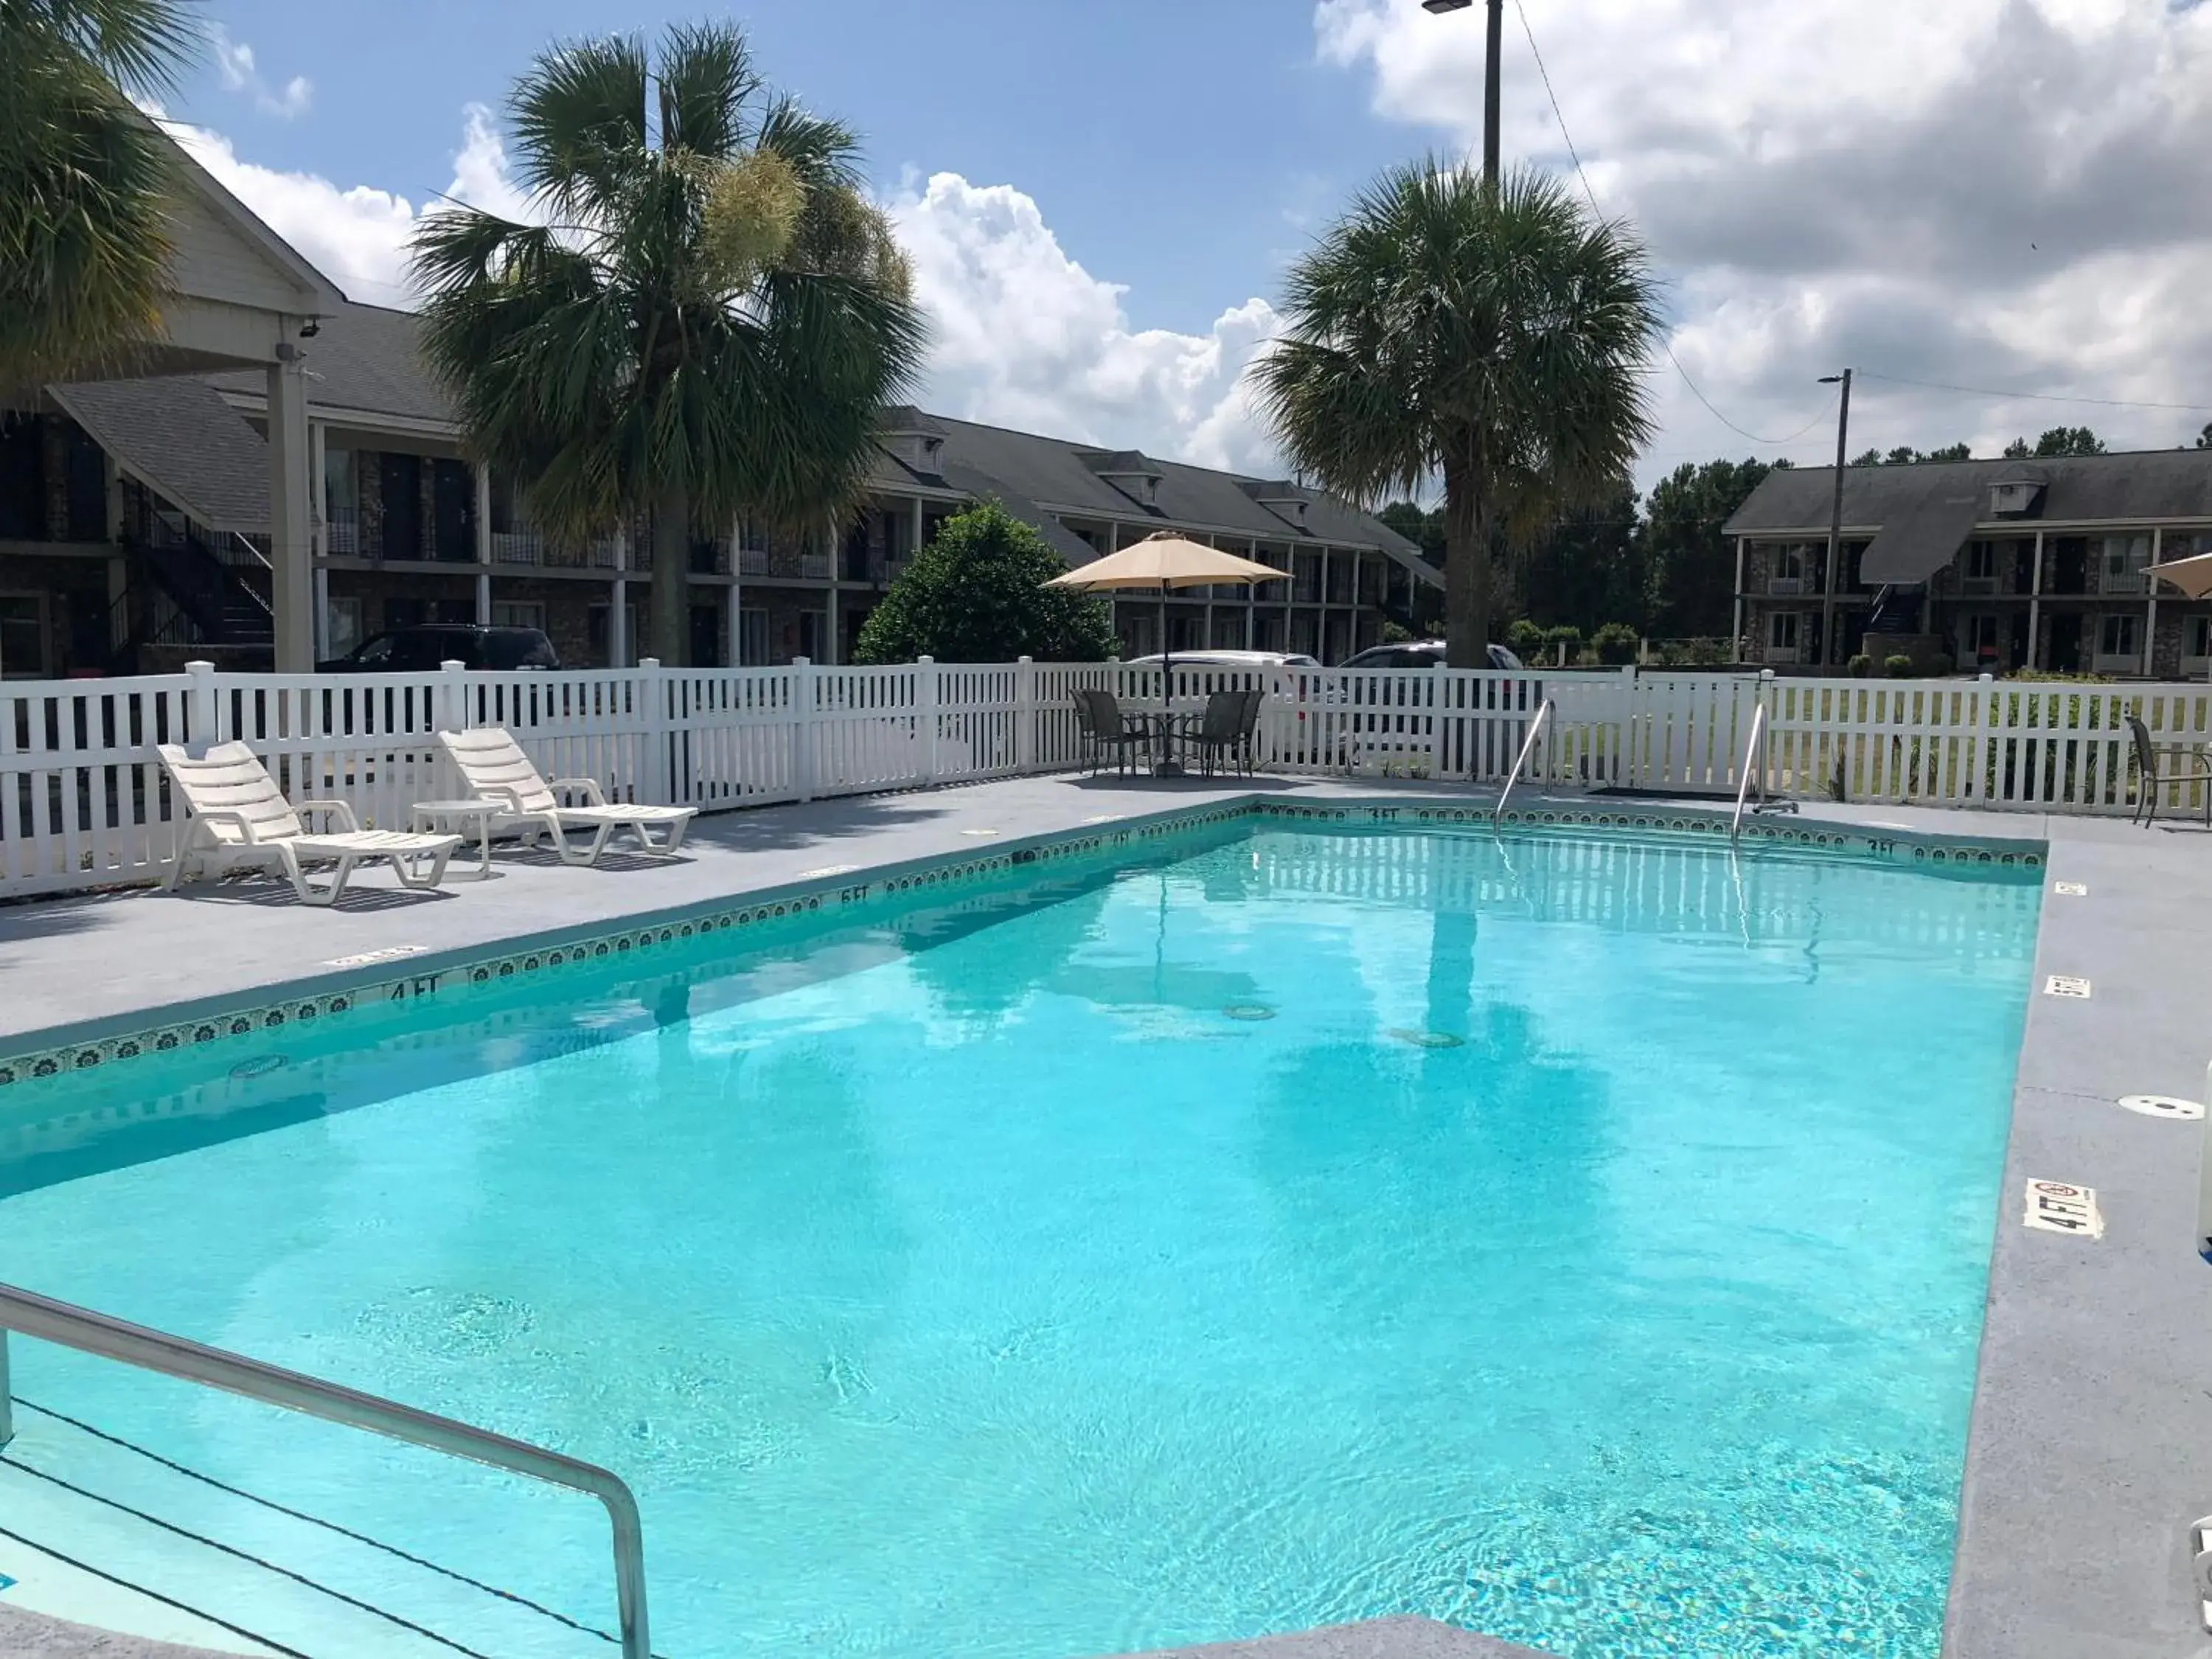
[
  {"left": 1857, "top": 483, "right": 1983, "bottom": 586},
  {"left": 46, "top": 377, "right": 270, "bottom": 533}
]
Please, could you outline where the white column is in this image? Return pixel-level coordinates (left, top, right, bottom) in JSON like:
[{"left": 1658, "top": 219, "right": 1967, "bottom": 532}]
[
  {"left": 265, "top": 352, "right": 315, "bottom": 671},
  {"left": 308, "top": 421, "right": 329, "bottom": 659},
  {"left": 1247, "top": 540, "right": 1259, "bottom": 650},
  {"left": 824, "top": 516, "right": 841, "bottom": 667},
  {"left": 609, "top": 525, "right": 630, "bottom": 669},
  {"left": 1732, "top": 536, "right": 1747, "bottom": 655},
  {"left": 727, "top": 515, "right": 743, "bottom": 667},
  {"left": 2028, "top": 529, "right": 2045, "bottom": 670},
  {"left": 2147, "top": 528, "right": 2161, "bottom": 679},
  {"left": 474, "top": 462, "right": 493, "bottom": 625}
]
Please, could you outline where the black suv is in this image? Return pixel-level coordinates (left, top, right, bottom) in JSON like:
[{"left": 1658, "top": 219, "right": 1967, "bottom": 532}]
[{"left": 319, "top": 624, "right": 560, "bottom": 672}]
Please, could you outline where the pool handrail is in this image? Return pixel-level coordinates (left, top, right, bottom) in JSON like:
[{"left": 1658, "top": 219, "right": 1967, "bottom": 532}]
[
  {"left": 1731, "top": 703, "right": 1770, "bottom": 844},
  {"left": 1493, "top": 698, "right": 1557, "bottom": 828},
  {"left": 0, "top": 1280, "right": 650, "bottom": 1659}
]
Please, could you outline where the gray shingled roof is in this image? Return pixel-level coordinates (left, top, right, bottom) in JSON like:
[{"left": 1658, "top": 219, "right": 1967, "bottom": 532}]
[
  {"left": 205, "top": 301, "right": 452, "bottom": 426},
  {"left": 91, "top": 298, "right": 1431, "bottom": 579},
  {"left": 49, "top": 377, "right": 269, "bottom": 531},
  {"left": 1727, "top": 449, "right": 2212, "bottom": 535}
]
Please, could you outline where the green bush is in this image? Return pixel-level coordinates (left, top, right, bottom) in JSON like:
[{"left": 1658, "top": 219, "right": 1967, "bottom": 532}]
[
  {"left": 1928, "top": 653, "right": 1956, "bottom": 677},
  {"left": 854, "top": 501, "right": 1117, "bottom": 664},
  {"left": 1380, "top": 618, "right": 1416, "bottom": 644},
  {"left": 1847, "top": 653, "right": 1874, "bottom": 678},
  {"left": 1882, "top": 653, "right": 1915, "bottom": 678},
  {"left": 1592, "top": 622, "right": 1639, "bottom": 665},
  {"left": 1684, "top": 637, "right": 1729, "bottom": 666},
  {"left": 1506, "top": 618, "right": 1547, "bottom": 656}
]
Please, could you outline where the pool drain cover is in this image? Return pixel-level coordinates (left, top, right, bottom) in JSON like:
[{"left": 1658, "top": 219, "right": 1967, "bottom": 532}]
[
  {"left": 229, "top": 1054, "right": 290, "bottom": 1081},
  {"left": 2119, "top": 1094, "right": 2205, "bottom": 1121},
  {"left": 1221, "top": 1005, "right": 1277, "bottom": 1022}
]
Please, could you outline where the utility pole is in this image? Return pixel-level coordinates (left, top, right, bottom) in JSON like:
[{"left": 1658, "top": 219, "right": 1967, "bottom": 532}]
[
  {"left": 1423, "top": 0, "right": 1506, "bottom": 183},
  {"left": 1818, "top": 369, "right": 1853, "bottom": 669}
]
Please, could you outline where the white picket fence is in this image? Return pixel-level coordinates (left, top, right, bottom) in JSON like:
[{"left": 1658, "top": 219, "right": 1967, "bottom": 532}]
[{"left": 2, "top": 658, "right": 2207, "bottom": 901}]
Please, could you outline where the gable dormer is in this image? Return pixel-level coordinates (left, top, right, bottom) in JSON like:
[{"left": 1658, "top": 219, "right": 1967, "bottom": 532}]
[
  {"left": 1242, "top": 478, "right": 1311, "bottom": 532},
  {"left": 1081, "top": 449, "right": 1165, "bottom": 509},
  {"left": 1988, "top": 463, "right": 2048, "bottom": 519},
  {"left": 880, "top": 406, "right": 947, "bottom": 477}
]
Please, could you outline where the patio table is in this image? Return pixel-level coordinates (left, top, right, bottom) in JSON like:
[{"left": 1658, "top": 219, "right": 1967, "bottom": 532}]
[{"left": 408, "top": 799, "right": 504, "bottom": 880}]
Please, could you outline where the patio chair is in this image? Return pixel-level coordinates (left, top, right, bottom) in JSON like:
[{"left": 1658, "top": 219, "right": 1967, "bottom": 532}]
[
  {"left": 2128, "top": 714, "right": 2212, "bottom": 827},
  {"left": 158, "top": 742, "right": 459, "bottom": 906},
  {"left": 1180, "top": 689, "right": 1250, "bottom": 779},
  {"left": 1234, "top": 686, "right": 1265, "bottom": 776},
  {"left": 1070, "top": 689, "right": 1100, "bottom": 773},
  {"left": 437, "top": 727, "right": 697, "bottom": 863},
  {"left": 1079, "top": 689, "right": 1152, "bottom": 776}
]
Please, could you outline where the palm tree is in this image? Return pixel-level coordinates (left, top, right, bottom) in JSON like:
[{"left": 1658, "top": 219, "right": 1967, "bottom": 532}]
[
  {"left": 1251, "top": 163, "right": 1662, "bottom": 667},
  {"left": 0, "top": 0, "right": 198, "bottom": 387},
  {"left": 411, "top": 22, "right": 928, "bottom": 665}
]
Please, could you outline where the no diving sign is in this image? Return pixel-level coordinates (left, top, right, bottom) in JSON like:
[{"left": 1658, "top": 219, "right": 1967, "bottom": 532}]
[{"left": 2024, "top": 1180, "right": 2104, "bottom": 1239}]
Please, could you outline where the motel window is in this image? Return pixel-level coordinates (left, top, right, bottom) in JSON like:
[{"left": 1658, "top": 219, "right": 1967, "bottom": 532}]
[
  {"left": 2101, "top": 535, "right": 2151, "bottom": 594},
  {"left": 492, "top": 601, "right": 546, "bottom": 632},
  {"left": 2098, "top": 613, "right": 2140, "bottom": 659},
  {"left": 1774, "top": 546, "right": 1805, "bottom": 582},
  {"left": 0, "top": 594, "right": 46, "bottom": 678},
  {"left": 325, "top": 597, "right": 363, "bottom": 660},
  {"left": 1965, "top": 543, "right": 1997, "bottom": 582},
  {"left": 1768, "top": 613, "right": 1801, "bottom": 651},
  {"left": 2187, "top": 616, "right": 2212, "bottom": 661}
]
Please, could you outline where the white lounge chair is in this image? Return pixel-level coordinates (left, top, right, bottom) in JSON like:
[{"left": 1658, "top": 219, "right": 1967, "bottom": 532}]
[
  {"left": 159, "top": 742, "right": 460, "bottom": 906},
  {"left": 437, "top": 727, "right": 695, "bottom": 865}
]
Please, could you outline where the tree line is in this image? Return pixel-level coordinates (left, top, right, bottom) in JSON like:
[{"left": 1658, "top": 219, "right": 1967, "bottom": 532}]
[{"left": 1373, "top": 425, "right": 2135, "bottom": 649}]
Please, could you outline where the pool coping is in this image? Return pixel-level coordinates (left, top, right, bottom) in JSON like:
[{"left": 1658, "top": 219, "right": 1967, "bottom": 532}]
[{"left": 3, "top": 772, "right": 2206, "bottom": 1658}]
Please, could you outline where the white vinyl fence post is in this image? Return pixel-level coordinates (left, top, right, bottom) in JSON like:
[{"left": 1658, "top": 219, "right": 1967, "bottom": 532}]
[
  {"left": 639, "top": 657, "right": 671, "bottom": 806},
  {"left": 918, "top": 656, "right": 941, "bottom": 785},
  {"left": 186, "top": 659, "right": 218, "bottom": 757},
  {"left": 438, "top": 658, "right": 467, "bottom": 735},
  {"left": 1427, "top": 667, "right": 1450, "bottom": 781},
  {"left": 1613, "top": 663, "right": 1638, "bottom": 786},
  {"left": 792, "top": 656, "right": 816, "bottom": 803},
  {"left": 1016, "top": 655, "right": 1037, "bottom": 773}
]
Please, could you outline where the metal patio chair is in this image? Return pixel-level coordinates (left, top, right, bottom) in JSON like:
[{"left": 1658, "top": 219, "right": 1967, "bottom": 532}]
[
  {"left": 1180, "top": 689, "right": 1248, "bottom": 779},
  {"left": 1080, "top": 689, "right": 1153, "bottom": 776},
  {"left": 2128, "top": 714, "right": 2212, "bottom": 827}
]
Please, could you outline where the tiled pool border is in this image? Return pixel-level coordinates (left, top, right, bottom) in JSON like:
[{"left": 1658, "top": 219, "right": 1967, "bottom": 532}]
[{"left": 0, "top": 793, "right": 2044, "bottom": 1090}]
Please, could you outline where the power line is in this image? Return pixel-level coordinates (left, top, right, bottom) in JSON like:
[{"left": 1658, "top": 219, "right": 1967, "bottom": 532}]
[
  {"left": 1855, "top": 370, "right": 2212, "bottom": 416},
  {"left": 1509, "top": 0, "right": 1834, "bottom": 448}
]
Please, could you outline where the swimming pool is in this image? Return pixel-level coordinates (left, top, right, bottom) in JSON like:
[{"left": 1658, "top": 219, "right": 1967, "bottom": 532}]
[{"left": 0, "top": 823, "right": 2042, "bottom": 1658}]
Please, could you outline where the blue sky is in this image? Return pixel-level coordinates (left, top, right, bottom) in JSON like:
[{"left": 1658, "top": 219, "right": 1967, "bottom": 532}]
[
  {"left": 161, "top": 1, "right": 2212, "bottom": 487},
  {"left": 173, "top": 0, "right": 1419, "bottom": 338}
]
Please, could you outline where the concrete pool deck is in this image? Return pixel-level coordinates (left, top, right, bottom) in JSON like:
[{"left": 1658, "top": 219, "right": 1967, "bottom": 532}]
[{"left": 1, "top": 770, "right": 2208, "bottom": 1658}]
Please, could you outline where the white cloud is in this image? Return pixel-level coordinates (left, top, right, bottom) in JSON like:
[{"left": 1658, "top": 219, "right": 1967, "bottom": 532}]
[
  {"left": 1316, "top": 0, "right": 2212, "bottom": 477},
  {"left": 208, "top": 27, "right": 311, "bottom": 119},
  {"left": 158, "top": 105, "right": 528, "bottom": 307},
  {"left": 887, "top": 172, "right": 1286, "bottom": 473}
]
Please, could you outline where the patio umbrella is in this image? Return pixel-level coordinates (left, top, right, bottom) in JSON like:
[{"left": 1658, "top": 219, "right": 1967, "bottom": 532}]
[
  {"left": 2153, "top": 551, "right": 2212, "bottom": 599},
  {"left": 1045, "top": 533, "right": 1288, "bottom": 774}
]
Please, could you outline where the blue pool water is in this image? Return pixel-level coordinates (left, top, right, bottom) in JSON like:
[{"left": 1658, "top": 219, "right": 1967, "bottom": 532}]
[{"left": 0, "top": 827, "right": 2040, "bottom": 1658}]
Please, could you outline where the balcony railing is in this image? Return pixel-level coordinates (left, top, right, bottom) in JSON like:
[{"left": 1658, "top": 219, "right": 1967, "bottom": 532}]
[{"left": 493, "top": 529, "right": 543, "bottom": 565}]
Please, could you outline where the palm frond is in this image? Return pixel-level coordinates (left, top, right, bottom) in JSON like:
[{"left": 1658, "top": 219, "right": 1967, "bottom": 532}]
[
  {"left": 1, "top": 0, "right": 198, "bottom": 93},
  {"left": 655, "top": 20, "right": 755, "bottom": 160},
  {"left": 754, "top": 97, "right": 865, "bottom": 194},
  {"left": 510, "top": 32, "right": 650, "bottom": 224}
]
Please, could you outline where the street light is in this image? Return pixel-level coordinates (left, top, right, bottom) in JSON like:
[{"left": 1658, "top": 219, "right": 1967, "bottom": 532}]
[{"left": 1424, "top": 0, "right": 1504, "bottom": 184}]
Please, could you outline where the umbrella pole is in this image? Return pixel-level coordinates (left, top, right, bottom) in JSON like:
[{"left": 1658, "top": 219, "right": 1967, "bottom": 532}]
[{"left": 1156, "top": 585, "right": 1184, "bottom": 778}]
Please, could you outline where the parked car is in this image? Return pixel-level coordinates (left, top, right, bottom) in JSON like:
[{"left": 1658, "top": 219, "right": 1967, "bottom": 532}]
[
  {"left": 1123, "top": 651, "right": 1321, "bottom": 669},
  {"left": 1340, "top": 639, "right": 1526, "bottom": 672},
  {"left": 319, "top": 624, "right": 560, "bottom": 673}
]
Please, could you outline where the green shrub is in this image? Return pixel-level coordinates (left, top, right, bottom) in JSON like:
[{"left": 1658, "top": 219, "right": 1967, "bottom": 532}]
[
  {"left": 854, "top": 501, "right": 1117, "bottom": 663},
  {"left": 1928, "top": 652, "right": 1956, "bottom": 677},
  {"left": 1882, "top": 654, "right": 1915, "bottom": 678},
  {"left": 1506, "top": 619, "right": 1547, "bottom": 656},
  {"left": 1847, "top": 653, "right": 1874, "bottom": 678},
  {"left": 1591, "top": 622, "right": 1639, "bottom": 665}
]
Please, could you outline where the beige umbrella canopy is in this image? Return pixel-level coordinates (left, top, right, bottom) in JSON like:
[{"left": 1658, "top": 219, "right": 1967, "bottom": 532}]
[
  {"left": 2154, "top": 552, "right": 2212, "bottom": 600},
  {"left": 1046, "top": 532, "right": 1287, "bottom": 678},
  {"left": 1044, "top": 533, "right": 1287, "bottom": 593}
]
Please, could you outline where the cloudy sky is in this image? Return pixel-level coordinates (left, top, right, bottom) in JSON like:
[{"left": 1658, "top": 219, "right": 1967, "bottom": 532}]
[{"left": 156, "top": 0, "right": 2212, "bottom": 490}]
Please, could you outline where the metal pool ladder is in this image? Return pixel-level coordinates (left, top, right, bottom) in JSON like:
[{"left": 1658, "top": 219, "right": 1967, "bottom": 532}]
[
  {"left": 1731, "top": 703, "right": 1770, "bottom": 843},
  {"left": 1493, "top": 698, "right": 1556, "bottom": 828},
  {"left": 0, "top": 1280, "right": 651, "bottom": 1659}
]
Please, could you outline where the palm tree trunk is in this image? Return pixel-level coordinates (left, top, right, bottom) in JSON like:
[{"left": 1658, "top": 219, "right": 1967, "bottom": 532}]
[
  {"left": 1443, "top": 449, "right": 1492, "bottom": 669},
  {"left": 650, "top": 479, "right": 691, "bottom": 667}
]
